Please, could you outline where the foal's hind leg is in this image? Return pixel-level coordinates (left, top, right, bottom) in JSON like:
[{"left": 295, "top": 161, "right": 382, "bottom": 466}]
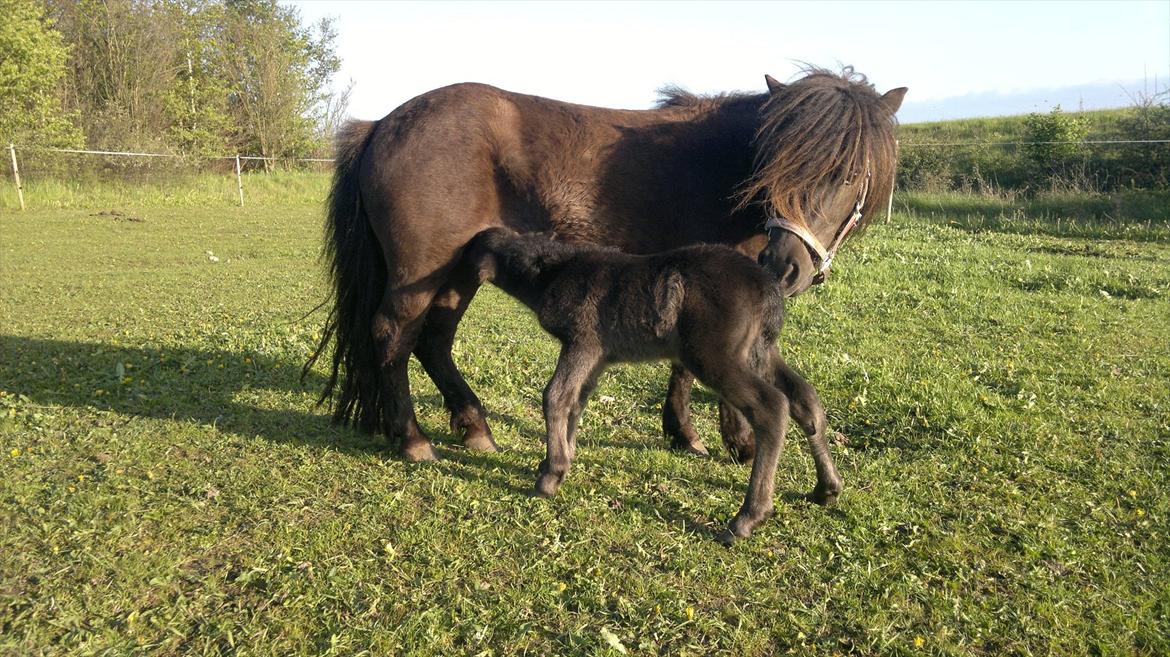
[
  {"left": 414, "top": 269, "right": 498, "bottom": 452},
  {"left": 566, "top": 363, "right": 606, "bottom": 461},
  {"left": 661, "top": 364, "right": 710, "bottom": 457},
  {"left": 764, "top": 349, "right": 843, "bottom": 505},
  {"left": 686, "top": 353, "right": 790, "bottom": 542},
  {"left": 536, "top": 345, "right": 603, "bottom": 497}
]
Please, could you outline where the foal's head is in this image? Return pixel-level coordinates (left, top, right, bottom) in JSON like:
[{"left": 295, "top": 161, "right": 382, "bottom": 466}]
[{"left": 741, "top": 67, "right": 906, "bottom": 296}]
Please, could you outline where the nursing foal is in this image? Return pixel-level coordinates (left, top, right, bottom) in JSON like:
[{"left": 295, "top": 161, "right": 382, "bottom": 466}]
[{"left": 463, "top": 228, "right": 842, "bottom": 542}]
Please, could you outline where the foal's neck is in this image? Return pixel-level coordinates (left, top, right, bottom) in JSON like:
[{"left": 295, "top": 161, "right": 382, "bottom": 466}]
[{"left": 484, "top": 232, "right": 587, "bottom": 309}]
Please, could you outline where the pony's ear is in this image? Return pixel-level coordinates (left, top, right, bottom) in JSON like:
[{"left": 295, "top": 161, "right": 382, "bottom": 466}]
[
  {"left": 764, "top": 74, "right": 785, "bottom": 95},
  {"left": 881, "top": 87, "right": 908, "bottom": 115}
]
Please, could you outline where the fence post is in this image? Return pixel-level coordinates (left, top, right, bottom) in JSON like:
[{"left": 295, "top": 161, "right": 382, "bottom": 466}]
[
  {"left": 235, "top": 154, "right": 244, "bottom": 207},
  {"left": 885, "top": 139, "right": 898, "bottom": 224},
  {"left": 8, "top": 143, "right": 25, "bottom": 211}
]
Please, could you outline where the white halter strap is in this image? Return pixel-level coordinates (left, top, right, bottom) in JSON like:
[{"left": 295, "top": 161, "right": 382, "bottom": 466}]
[{"left": 764, "top": 169, "right": 871, "bottom": 279}]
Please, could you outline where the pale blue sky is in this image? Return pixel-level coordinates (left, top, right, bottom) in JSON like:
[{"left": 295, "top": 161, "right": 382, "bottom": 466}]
[{"left": 291, "top": 0, "right": 1170, "bottom": 123}]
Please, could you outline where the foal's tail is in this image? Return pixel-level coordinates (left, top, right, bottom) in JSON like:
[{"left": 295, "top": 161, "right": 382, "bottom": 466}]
[{"left": 303, "top": 119, "right": 385, "bottom": 433}]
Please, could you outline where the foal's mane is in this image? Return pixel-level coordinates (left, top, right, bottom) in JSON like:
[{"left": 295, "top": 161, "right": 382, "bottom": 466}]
[{"left": 738, "top": 66, "right": 899, "bottom": 233}]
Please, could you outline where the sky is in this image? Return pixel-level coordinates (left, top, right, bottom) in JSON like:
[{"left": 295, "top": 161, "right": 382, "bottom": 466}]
[{"left": 290, "top": 0, "right": 1170, "bottom": 124}]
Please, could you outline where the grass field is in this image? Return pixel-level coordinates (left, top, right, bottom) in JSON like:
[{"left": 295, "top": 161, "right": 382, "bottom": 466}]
[{"left": 1, "top": 186, "right": 1168, "bottom": 655}]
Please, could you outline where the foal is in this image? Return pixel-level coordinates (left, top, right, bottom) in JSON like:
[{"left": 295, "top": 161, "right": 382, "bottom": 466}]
[{"left": 463, "top": 228, "right": 843, "bottom": 541}]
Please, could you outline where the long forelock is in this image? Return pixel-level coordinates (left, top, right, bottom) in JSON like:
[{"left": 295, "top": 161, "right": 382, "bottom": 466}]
[{"left": 737, "top": 66, "right": 898, "bottom": 233}]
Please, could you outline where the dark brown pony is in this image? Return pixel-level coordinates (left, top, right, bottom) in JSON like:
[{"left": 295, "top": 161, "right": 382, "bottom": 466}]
[{"left": 306, "top": 66, "right": 906, "bottom": 462}]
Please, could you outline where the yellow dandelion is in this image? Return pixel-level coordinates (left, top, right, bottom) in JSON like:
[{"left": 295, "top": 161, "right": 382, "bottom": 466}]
[
  {"left": 67, "top": 485, "right": 76, "bottom": 493},
  {"left": 557, "top": 582, "right": 567, "bottom": 593},
  {"left": 913, "top": 636, "right": 924, "bottom": 649},
  {"left": 1136, "top": 508, "right": 1145, "bottom": 517},
  {"left": 1128, "top": 490, "right": 1137, "bottom": 498},
  {"left": 685, "top": 606, "right": 695, "bottom": 621},
  {"left": 9, "top": 448, "right": 20, "bottom": 458}
]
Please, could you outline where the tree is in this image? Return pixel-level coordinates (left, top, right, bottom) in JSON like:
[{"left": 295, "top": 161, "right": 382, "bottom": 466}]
[
  {"left": 163, "top": 0, "right": 234, "bottom": 156},
  {"left": 213, "top": 0, "right": 340, "bottom": 166},
  {"left": 47, "top": 0, "right": 183, "bottom": 151},
  {"left": 0, "top": 0, "right": 82, "bottom": 147}
]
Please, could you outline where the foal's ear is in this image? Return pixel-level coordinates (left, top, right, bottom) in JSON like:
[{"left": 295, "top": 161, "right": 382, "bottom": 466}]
[
  {"left": 881, "top": 87, "right": 908, "bottom": 115},
  {"left": 650, "top": 269, "right": 685, "bottom": 338},
  {"left": 764, "top": 74, "right": 785, "bottom": 95}
]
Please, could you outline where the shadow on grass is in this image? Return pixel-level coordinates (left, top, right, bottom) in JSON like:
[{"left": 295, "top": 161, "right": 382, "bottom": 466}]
[{"left": 0, "top": 334, "right": 392, "bottom": 455}]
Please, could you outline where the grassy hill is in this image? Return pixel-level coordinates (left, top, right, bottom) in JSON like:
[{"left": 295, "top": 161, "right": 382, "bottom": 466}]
[
  {"left": 896, "top": 104, "right": 1170, "bottom": 195},
  {"left": 899, "top": 108, "right": 1135, "bottom": 144}
]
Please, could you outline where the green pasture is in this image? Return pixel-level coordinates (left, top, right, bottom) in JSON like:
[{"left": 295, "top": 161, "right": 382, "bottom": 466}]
[{"left": 1, "top": 183, "right": 1168, "bottom": 655}]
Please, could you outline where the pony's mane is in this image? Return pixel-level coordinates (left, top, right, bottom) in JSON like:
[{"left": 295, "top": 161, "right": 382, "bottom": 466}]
[
  {"left": 737, "top": 66, "right": 899, "bottom": 234},
  {"left": 654, "top": 86, "right": 759, "bottom": 113}
]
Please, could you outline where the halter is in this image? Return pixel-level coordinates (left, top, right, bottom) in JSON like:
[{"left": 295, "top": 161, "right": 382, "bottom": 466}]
[{"left": 763, "top": 169, "right": 871, "bottom": 285}]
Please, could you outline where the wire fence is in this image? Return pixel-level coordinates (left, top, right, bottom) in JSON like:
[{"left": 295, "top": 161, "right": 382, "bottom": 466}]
[
  {"left": 4, "top": 144, "right": 335, "bottom": 211},
  {"left": 5, "top": 138, "right": 1170, "bottom": 214}
]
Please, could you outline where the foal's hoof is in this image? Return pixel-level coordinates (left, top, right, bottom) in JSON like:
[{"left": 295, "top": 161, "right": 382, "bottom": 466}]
[
  {"left": 716, "top": 529, "right": 738, "bottom": 546},
  {"left": 462, "top": 427, "right": 500, "bottom": 453},
  {"left": 719, "top": 516, "right": 755, "bottom": 545},
  {"left": 807, "top": 483, "right": 842, "bottom": 506},
  {"left": 534, "top": 473, "right": 563, "bottom": 498},
  {"left": 401, "top": 441, "right": 440, "bottom": 463}
]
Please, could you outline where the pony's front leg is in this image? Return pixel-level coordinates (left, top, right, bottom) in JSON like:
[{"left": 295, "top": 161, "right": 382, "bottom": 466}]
[
  {"left": 536, "top": 345, "right": 603, "bottom": 497},
  {"left": 661, "top": 364, "right": 710, "bottom": 456},
  {"left": 766, "top": 349, "right": 843, "bottom": 504}
]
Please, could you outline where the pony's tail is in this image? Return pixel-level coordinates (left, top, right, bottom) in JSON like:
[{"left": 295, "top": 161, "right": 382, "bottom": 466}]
[{"left": 303, "top": 119, "right": 385, "bottom": 433}]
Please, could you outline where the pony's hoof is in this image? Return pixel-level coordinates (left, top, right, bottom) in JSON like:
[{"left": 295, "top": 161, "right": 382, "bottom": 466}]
[
  {"left": 462, "top": 428, "right": 500, "bottom": 452},
  {"left": 672, "top": 440, "right": 710, "bottom": 458},
  {"left": 716, "top": 529, "right": 738, "bottom": 546},
  {"left": 724, "top": 443, "right": 756, "bottom": 465},
  {"left": 534, "top": 473, "right": 562, "bottom": 497},
  {"left": 401, "top": 441, "right": 440, "bottom": 462}
]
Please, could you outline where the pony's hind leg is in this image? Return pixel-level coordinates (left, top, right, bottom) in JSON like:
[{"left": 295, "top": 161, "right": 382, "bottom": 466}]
[
  {"left": 537, "top": 345, "right": 603, "bottom": 497},
  {"left": 718, "top": 401, "right": 755, "bottom": 464},
  {"left": 373, "top": 287, "right": 441, "bottom": 462},
  {"left": 766, "top": 350, "right": 843, "bottom": 504},
  {"left": 661, "top": 364, "right": 710, "bottom": 457},
  {"left": 413, "top": 269, "right": 498, "bottom": 452}
]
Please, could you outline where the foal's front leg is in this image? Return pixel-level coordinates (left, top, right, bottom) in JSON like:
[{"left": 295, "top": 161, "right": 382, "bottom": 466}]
[{"left": 537, "top": 344, "right": 603, "bottom": 497}]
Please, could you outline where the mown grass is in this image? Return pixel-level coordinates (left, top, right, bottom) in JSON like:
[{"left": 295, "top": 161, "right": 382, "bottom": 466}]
[{"left": 1, "top": 193, "right": 1168, "bottom": 655}]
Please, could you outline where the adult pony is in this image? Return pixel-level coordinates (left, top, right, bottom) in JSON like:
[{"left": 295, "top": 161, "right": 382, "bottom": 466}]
[{"left": 306, "top": 66, "right": 905, "bottom": 462}]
